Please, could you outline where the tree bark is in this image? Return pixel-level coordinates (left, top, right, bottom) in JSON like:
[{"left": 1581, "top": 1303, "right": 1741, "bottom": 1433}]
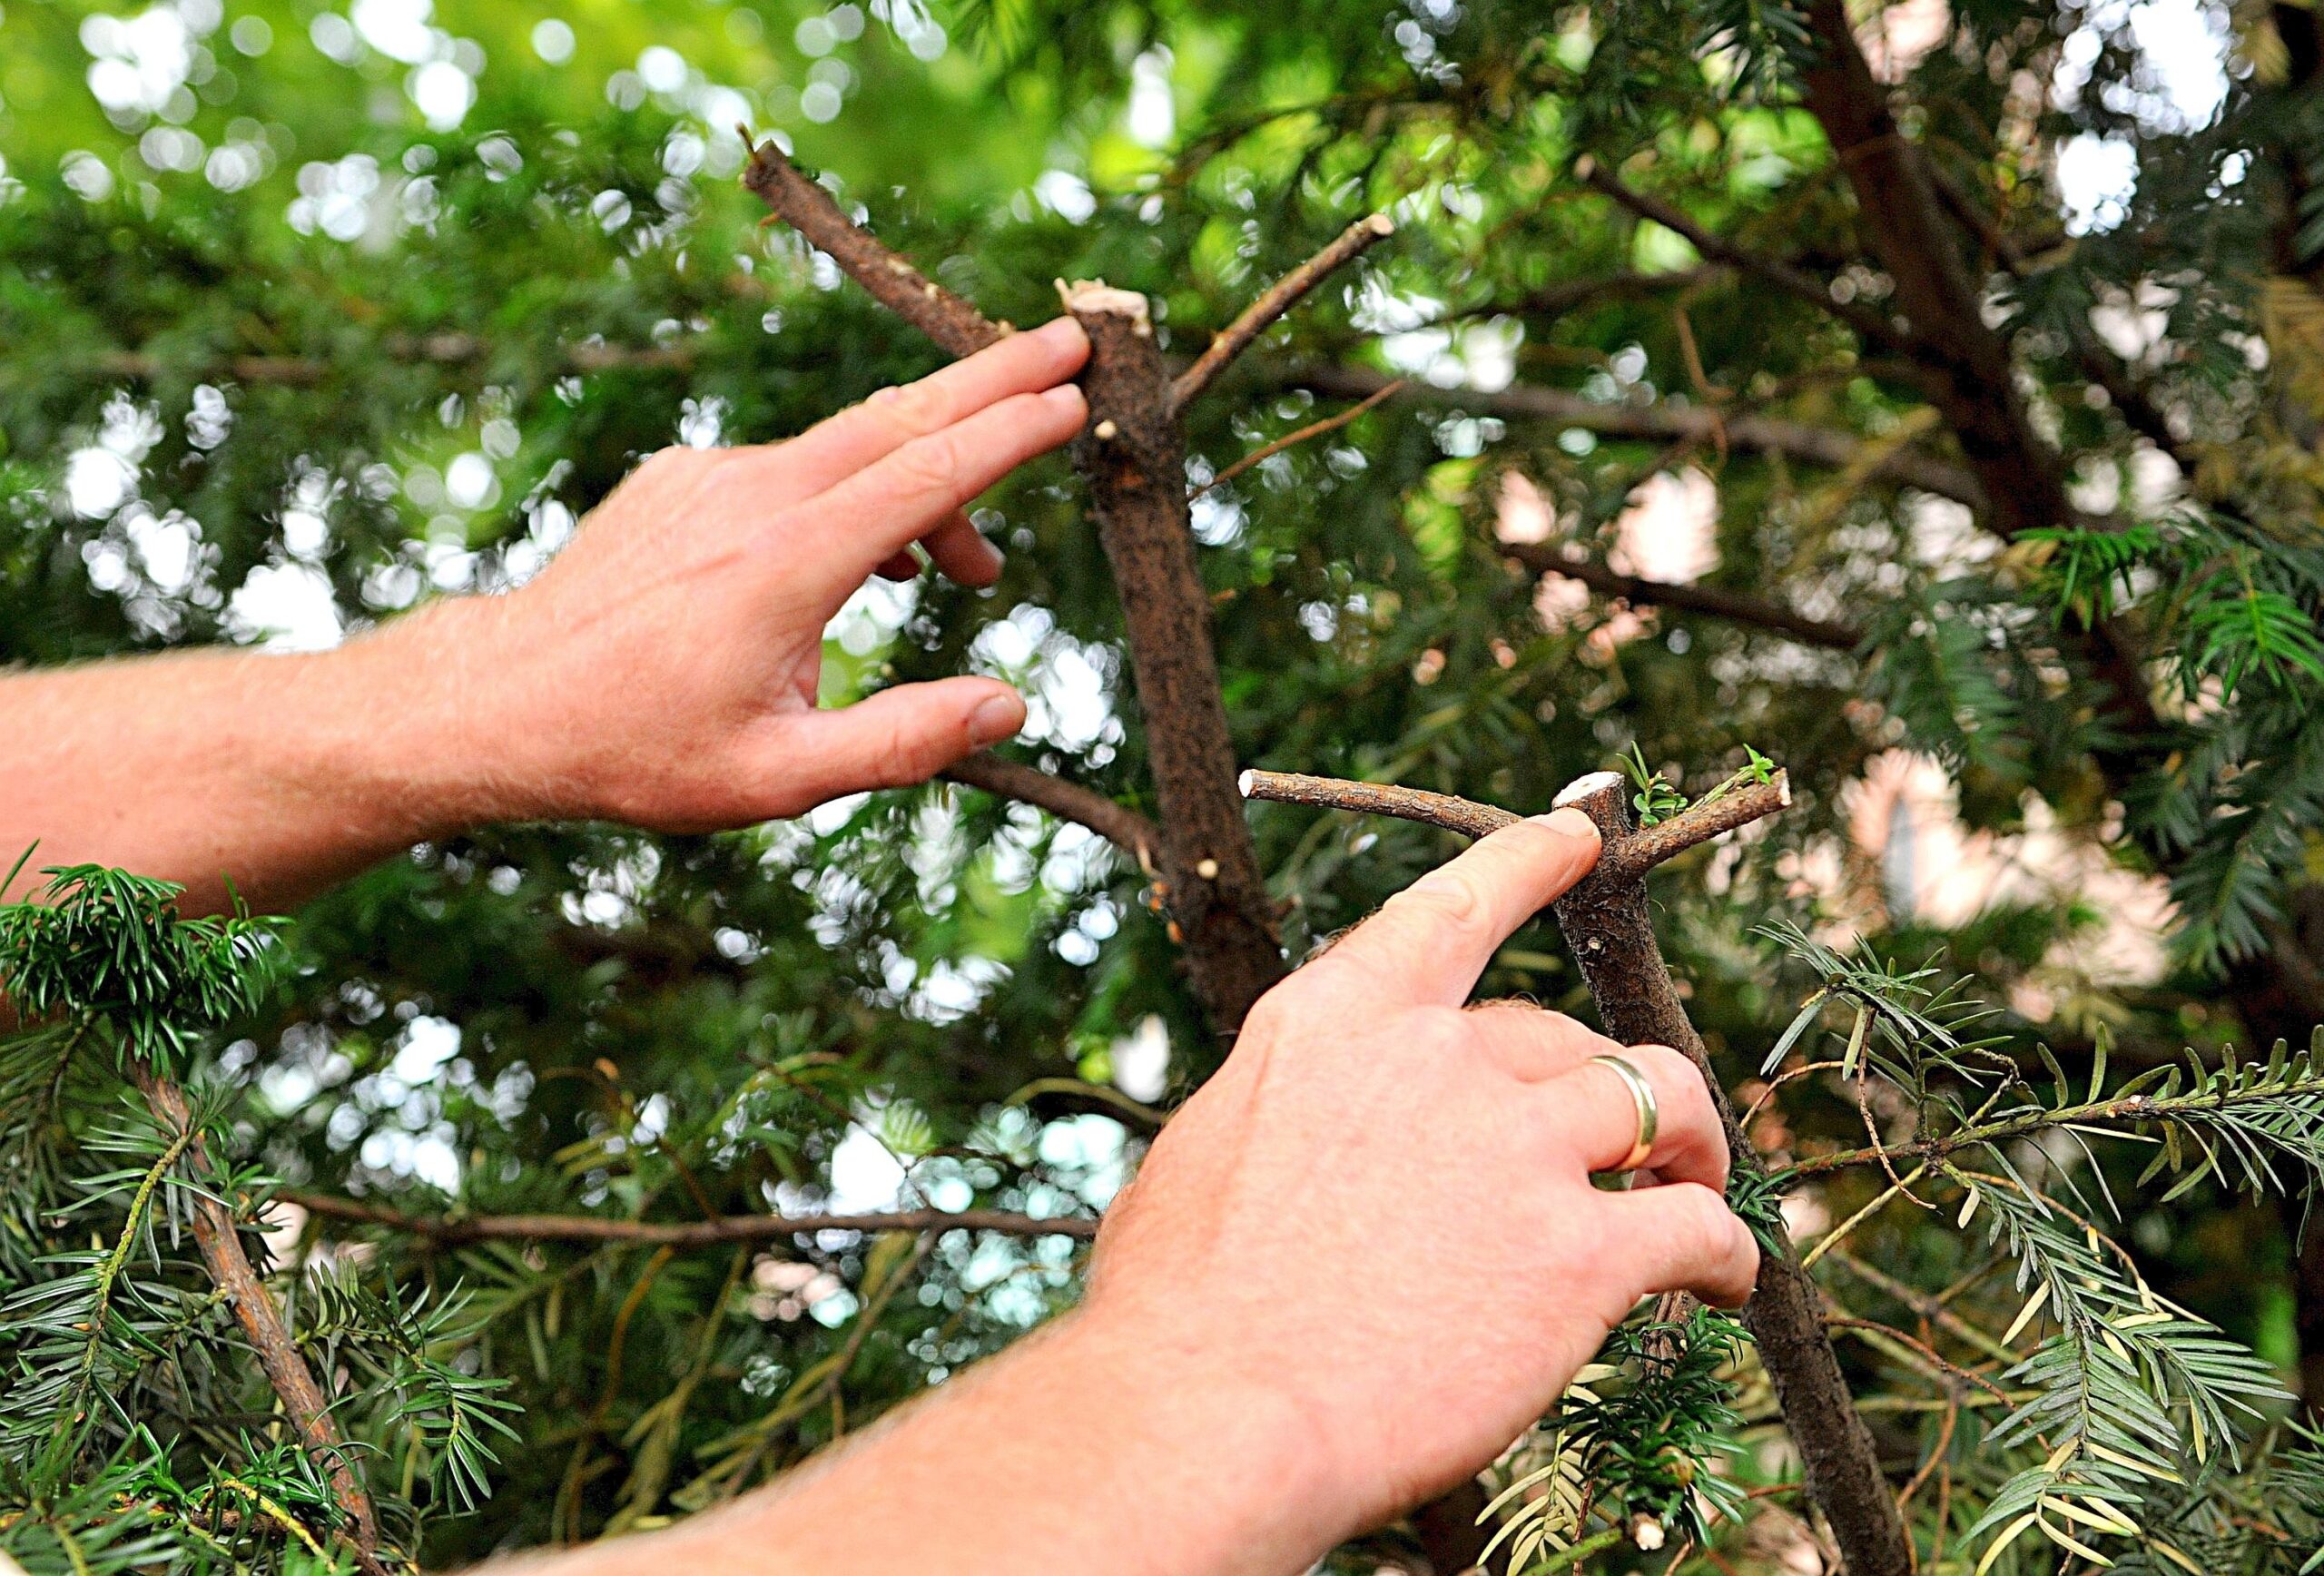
[
  {"left": 1546, "top": 773, "right": 1911, "bottom": 1576},
  {"left": 1067, "top": 283, "right": 1286, "bottom": 1034}
]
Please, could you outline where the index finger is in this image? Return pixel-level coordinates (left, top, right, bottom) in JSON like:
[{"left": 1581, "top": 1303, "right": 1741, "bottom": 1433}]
[
  {"left": 1320, "top": 809, "right": 1602, "bottom": 1006},
  {"left": 747, "top": 317, "right": 1089, "bottom": 501}
]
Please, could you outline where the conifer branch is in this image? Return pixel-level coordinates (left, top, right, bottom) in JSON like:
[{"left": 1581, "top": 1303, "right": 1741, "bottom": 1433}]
[
  {"left": 1269, "top": 360, "right": 1985, "bottom": 507},
  {"left": 133, "top": 1070, "right": 386, "bottom": 1574},
  {"left": 281, "top": 1192, "right": 1099, "bottom": 1246},
  {"left": 1060, "top": 281, "right": 1287, "bottom": 1029},
  {"left": 1502, "top": 542, "right": 1866, "bottom": 651},
  {"left": 1169, "top": 213, "right": 1396, "bottom": 412},
  {"left": 941, "top": 752, "right": 1162, "bottom": 867}
]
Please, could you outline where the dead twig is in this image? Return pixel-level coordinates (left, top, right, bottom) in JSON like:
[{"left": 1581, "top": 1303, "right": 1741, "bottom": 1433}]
[
  {"left": 1191, "top": 378, "right": 1407, "bottom": 498},
  {"left": 741, "top": 133, "right": 1004, "bottom": 358},
  {"left": 284, "top": 1191, "right": 1099, "bottom": 1246},
  {"left": 1170, "top": 213, "right": 1395, "bottom": 412},
  {"left": 942, "top": 751, "right": 1161, "bottom": 869}
]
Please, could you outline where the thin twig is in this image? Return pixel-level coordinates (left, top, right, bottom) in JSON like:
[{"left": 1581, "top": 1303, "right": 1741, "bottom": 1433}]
[
  {"left": 740, "top": 133, "right": 1004, "bottom": 359},
  {"left": 1503, "top": 542, "right": 1865, "bottom": 651},
  {"left": 1268, "top": 360, "right": 1984, "bottom": 507},
  {"left": 282, "top": 1191, "right": 1098, "bottom": 1246},
  {"left": 1190, "top": 378, "right": 1407, "bottom": 498},
  {"left": 1797, "top": 1162, "right": 1928, "bottom": 1270},
  {"left": 1169, "top": 213, "right": 1396, "bottom": 412},
  {"left": 1237, "top": 771, "right": 1521, "bottom": 841},
  {"left": 1825, "top": 1249, "right": 2019, "bottom": 1365},
  {"left": 942, "top": 752, "right": 1162, "bottom": 868},
  {"left": 1771, "top": 1077, "right": 2308, "bottom": 1181},
  {"left": 1236, "top": 766, "right": 1790, "bottom": 882},
  {"left": 1576, "top": 158, "right": 1909, "bottom": 352}
]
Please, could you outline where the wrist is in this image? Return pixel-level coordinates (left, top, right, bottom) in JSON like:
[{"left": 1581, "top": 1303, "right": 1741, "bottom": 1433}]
[
  {"left": 1046, "top": 1302, "right": 1363, "bottom": 1572},
  {"left": 316, "top": 596, "right": 554, "bottom": 836}
]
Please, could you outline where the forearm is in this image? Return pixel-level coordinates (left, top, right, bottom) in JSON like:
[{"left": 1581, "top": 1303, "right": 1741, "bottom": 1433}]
[
  {"left": 1, "top": 600, "right": 526, "bottom": 912},
  {"left": 518, "top": 1307, "right": 1349, "bottom": 1576}
]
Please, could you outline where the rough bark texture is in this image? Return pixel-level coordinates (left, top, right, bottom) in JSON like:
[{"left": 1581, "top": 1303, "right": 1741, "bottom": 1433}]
[
  {"left": 1068, "top": 284, "right": 1286, "bottom": 1034},
  {"left": 139, "top": 1072, "right": 386, "bottom": 1572},
  {"left": 740, "top": 137, "right": 1003, "bottom": 358},
  {"left": 1547, "top": 773, "right": 1911, "bottom": 1576}
]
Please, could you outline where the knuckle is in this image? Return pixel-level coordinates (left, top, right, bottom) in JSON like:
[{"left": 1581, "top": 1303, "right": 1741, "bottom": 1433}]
[
  {"left": 892, "top": 432, "right": 964, "bottom": 493},
  {"left": 1385, "top": 874, "right": 1482, "bottom": 933},
  {"left": 1237, "top": 990, "right": 1299, "bottom": 1045},
  {"left": 1402, "top": 1006, "right": 1472, "bottom": 1058},
  {"left": 633, "top": 444, "right": 690, "bottom": 479},
  {"left": 1665, "top": 1185, "right": 1739, "bottom": 1261},
  {"left": 870, "top": 379, "right": 946, "bottom": 436}
]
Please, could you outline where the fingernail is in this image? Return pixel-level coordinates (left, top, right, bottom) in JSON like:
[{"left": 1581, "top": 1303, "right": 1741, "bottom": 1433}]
[
  {"left": 1537, "top": 807, "right": 1600, "bottom": 842},
  {"left": 1041, "top": 384, "right": 1088, "bottom": 418},
  {"left": 1035, "top": 316, "right": 1088, "bottom": 348},
  {"left": 969, "top": 694, "right": 1022, "bottom": 747}
]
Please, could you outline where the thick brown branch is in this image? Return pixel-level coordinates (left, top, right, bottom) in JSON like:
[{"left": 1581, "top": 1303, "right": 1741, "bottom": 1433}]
[
  {"left": 1544, "top": 772, "right": 1911, "bottom": 1576},
  {"left": 1192, "top": 378, "right": 1407, "bottom": 498},
  {"left": 1245, "top": 766, "right": 1907, "bottom": 1576},
  {"left": 1170, "top": 213, "right": 1395, "bottom": 413},
  {"left": 741, "top": 133, "right": 1004, "bottom": 359},
  {"left": 1503, "top": 542, "right": 1866, "bottom": 651},
  {"left": 730, "top": 133, "right": 1287, "bottom": 1042},
  {"left": 137, "top": 1074, "right": 385, "bottom": 1572},
  {"left": 282, "top": 1192, "right": 1098, "bottom": 1246},
  {"left": 942, "top": 751, "right": 1163, "bottom": 867},
  {"left": 1067, "top": 282, "right": 1288, "bottom": 1032},
  {"left": 1270, "top": 360, "right": 1984, "bottom": 507},
  {"left": 1237, "top": 767, "right": 1788, "bottom": 882},
  {"left": 1577, "top": 160, "right": 1907, "bottom": 352}
]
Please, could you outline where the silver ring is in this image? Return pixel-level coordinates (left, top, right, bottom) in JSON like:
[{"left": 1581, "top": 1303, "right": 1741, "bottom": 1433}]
[{"left": 1588, "top": 1053, "right": 1659, "bottom": 1174}]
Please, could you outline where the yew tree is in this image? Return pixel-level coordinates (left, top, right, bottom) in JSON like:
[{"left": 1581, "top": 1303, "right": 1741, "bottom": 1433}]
[{"left": 12, "top": 0, "right": 2324, "bottom": 1571}]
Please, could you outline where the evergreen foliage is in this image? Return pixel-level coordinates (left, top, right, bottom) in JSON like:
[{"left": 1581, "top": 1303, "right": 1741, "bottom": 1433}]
[{"left": 11, "top": 0, "right": 2324, "bottom": 1568}]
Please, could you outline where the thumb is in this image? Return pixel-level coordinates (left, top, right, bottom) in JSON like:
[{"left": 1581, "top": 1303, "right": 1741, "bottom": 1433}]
[{"left": 781, "top": 677, "right": 1026, "bottom": 803}]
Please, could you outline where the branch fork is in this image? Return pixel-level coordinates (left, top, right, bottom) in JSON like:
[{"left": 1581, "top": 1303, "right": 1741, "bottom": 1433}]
[
  {"left": 1241, "top": 763, "right": 1912, "bottom": 1576},
  {"left": 742, "top": 133, "right": 1388, "bottom": 1035}
]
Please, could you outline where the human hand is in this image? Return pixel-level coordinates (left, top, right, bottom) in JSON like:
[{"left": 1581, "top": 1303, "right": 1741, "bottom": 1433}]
[
  {"left": 1079, "top": 809, "right": 1761, "bottom": 1541},
  {"left": 432, "top": 318, "right": 1089, "bottom": 831}
]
